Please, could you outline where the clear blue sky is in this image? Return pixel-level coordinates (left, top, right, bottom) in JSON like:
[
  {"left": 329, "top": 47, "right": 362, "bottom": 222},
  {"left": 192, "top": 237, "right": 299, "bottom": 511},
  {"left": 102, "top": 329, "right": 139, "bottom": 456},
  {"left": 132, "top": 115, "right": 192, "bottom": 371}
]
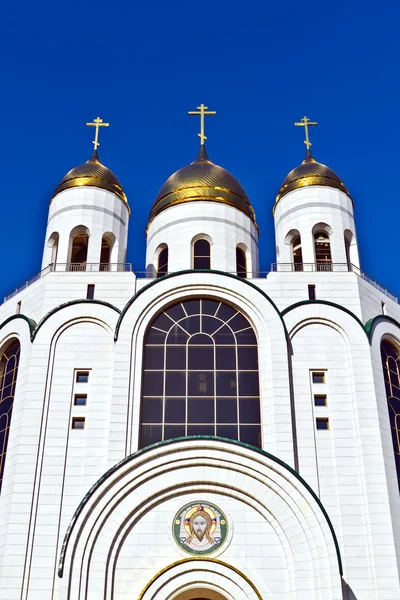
[{"left": 1, "top": 0, "right": 399, "bottom": 301}]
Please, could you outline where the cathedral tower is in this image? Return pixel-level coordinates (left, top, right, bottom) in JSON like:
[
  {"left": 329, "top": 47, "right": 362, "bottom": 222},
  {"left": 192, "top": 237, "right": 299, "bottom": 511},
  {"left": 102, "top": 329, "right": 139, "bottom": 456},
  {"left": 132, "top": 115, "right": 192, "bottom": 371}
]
[
  {"left": 42, "top": 118, "right": 129, "bottom": 271},
  {"left": 145, "top": 105, "right": 259, "bottom": 277},
  {"left": 273, "top": 116, "right": 360, "bottom": 271}
]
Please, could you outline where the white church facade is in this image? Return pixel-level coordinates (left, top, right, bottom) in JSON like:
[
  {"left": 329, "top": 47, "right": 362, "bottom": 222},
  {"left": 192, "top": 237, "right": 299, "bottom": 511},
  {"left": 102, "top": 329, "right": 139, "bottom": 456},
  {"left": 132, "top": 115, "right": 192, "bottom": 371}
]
[{"left": 0, "top": 111, "right": 400, "bottom": 600}]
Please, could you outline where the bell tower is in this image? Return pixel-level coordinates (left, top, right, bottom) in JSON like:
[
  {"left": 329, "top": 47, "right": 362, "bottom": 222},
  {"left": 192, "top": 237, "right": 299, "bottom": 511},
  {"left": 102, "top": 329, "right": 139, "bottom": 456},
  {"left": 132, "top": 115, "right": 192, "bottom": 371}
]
[
  {"left": 273, "top": 116, "right": 360, "bottom": 271},
  {"left": 42, "top": 118, "right": 130, "bottom": 271}
]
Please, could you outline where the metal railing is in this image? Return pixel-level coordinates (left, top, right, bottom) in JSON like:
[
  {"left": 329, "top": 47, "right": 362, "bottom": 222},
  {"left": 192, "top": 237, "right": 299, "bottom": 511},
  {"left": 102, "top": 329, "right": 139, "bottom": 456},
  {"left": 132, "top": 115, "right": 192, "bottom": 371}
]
[
  {"left": 271, "top": 263, "right": 398, "bottom": 302},
  {"left": 3, "top": 262, "right": 398, "bottom": 304}
]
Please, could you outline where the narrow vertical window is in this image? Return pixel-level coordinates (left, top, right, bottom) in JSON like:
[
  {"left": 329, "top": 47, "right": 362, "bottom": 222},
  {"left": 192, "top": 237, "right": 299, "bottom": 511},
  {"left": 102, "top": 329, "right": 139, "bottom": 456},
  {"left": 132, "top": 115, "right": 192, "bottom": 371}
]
[
  {"left": 16, "top": 301, "right": 21, "bottom": 314},
  {"left": 157, "top": 246, "right": 169, "bottom": 278},
  {"left": 381, "top": 339, "right": 400, "bottom": 488},
  {"left": 308, "top": 285, "right": 316, "bottom": 300},
  {"left": 193, "top": 239, "right": 211, "bottom": 270},
  {"left": 100, "top": 237, "right": 111, "bottom": 271},
  {"left": 292, "top": 235, "right": 303, "bottom": 271},
  {"left": 236, "top": 247, "right": 247, "bottom": 278},
  {"left": 381, "top": 302, "right": 386, "bottom": 315},
  {"left": 70, "top": 231, "right": 89, "bottom": 270},
  {"left": 314, "top": 231, "right": 332, "bottom": 271},
  {"left": 0, "top": 340, "right": 21, "bottom": 494},
  {"left": 86, "top": 284, "right": 95, "bottom": 300}
]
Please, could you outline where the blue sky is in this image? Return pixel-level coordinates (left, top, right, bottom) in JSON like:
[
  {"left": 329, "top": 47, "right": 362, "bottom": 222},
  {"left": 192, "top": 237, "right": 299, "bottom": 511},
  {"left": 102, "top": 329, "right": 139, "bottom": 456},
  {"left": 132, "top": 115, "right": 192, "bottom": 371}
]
[{"left": 1, "top": 0, "right": 399, "bottom": 301}]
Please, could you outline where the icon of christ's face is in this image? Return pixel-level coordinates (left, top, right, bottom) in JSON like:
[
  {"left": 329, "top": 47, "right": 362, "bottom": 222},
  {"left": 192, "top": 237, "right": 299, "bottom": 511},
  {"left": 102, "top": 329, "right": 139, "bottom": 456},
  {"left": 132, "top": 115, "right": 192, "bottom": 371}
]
[{"left": 192, "top": 516, "right": 207, "bottom": 541}]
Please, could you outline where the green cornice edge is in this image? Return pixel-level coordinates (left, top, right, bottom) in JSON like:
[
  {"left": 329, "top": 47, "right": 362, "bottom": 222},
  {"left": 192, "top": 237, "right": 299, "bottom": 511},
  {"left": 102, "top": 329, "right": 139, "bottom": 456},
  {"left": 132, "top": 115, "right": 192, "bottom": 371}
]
[
  {"left": 115, "top": 269, "right": 287, "bottom": 341},
  {"left": 365, "top": 314, "right": 400, "bottom": 342},
  {"left": 0, "top": 314, "right": 37, "bottom": 339},
  {"left": 281, "top": 299, "right": 368, "bottom": 339},
  {"left": 58, "top": 436, "right": 342, "bottom": 578},
  {"left": 31, "top": 299, "right": 121, "bottom": 342}
]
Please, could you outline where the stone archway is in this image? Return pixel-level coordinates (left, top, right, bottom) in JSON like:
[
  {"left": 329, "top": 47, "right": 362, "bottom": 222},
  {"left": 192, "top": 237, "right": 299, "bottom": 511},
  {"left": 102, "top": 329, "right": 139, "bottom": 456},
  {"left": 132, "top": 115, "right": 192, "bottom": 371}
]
[{"left": 172, "top": 590, "right": 227, "bottom": 600}]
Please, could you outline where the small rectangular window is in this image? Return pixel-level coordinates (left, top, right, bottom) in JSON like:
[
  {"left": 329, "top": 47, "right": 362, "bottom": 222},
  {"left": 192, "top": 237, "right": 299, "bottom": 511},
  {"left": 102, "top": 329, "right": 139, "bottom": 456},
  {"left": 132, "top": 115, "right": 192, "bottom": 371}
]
[
  {"left": 72, "top": 417, "right": 85, "bottom": 430},
  {"left": 76, "top": 371, "right": 89, "bottom": 383},
  {"left": 16, "top": 301, "right": 21, "bottom": 314},
  {"left": 314, "top": 394, "right": 327, "bottom": 406},
  {"left": 381, "top": 301, "right": 386, "bottom": 315},
  {"left": 312, "top": 371, "right": 325, "bottom": 384},
  {"left": 74, "top": 394, "right": 87, "bottom": 406},
  {"left": 316, "top": 417, "right": 329, "bottom": 430},
  {"left": 87, "top": 284, "right": 95, "bottom": 300},
  {"left": 308, "top": 285, "right": 316, "bottom": 300}
]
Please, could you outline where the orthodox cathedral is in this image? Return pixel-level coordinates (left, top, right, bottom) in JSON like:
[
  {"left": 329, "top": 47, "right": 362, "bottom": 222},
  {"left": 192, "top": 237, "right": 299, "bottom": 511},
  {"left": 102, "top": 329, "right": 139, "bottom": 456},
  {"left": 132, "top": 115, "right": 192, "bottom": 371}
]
[{"left": 0, "top": 107, "right": 400, "bottom": 600}]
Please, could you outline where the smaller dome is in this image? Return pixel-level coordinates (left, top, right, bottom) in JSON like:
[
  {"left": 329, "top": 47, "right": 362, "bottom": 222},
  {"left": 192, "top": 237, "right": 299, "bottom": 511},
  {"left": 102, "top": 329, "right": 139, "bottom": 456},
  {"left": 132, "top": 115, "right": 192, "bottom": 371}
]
[
  {"left": 51, "top": 149, "right": 128, "bottom": 207},
  {"left": 148, "top": 145, "right": 256, "bottom": 226},
  {"left": 274, "top": 149, "right": 351, "bottom": 211}
]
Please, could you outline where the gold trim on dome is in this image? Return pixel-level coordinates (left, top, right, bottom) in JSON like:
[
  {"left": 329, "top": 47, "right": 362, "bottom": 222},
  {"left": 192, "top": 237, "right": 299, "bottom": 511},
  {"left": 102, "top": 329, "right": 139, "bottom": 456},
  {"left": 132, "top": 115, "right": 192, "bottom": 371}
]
[{"left": 137, "top": 557, "right": 263, "bottom": 600}]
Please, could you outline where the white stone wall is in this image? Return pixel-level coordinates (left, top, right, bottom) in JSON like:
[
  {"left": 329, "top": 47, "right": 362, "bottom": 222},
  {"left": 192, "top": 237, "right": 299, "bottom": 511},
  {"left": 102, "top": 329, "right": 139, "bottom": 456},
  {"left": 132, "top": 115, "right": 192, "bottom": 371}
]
[{"left": 146, "top": 202, "right": 259, "bottom": 276}]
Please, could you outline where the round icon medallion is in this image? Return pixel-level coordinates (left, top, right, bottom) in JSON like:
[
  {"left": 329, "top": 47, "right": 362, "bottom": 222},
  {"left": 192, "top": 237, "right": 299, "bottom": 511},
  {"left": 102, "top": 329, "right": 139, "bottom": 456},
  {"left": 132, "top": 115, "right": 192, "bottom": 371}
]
[{"left": 172, "top": 501, "right": 228, "bottom": 556}]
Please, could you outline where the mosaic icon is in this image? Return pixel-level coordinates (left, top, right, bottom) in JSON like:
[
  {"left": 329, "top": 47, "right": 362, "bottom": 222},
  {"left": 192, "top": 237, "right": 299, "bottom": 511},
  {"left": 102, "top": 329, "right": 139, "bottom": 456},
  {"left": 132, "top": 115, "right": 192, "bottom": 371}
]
[{"left": 172, "top": 501, "right": 228, "bottom": 555}]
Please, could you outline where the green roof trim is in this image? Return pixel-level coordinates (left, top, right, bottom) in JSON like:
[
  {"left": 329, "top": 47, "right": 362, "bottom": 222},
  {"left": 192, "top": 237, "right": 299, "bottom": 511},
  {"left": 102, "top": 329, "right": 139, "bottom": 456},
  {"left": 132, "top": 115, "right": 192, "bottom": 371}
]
[
  {"left": 115, "top": 269, "right": 288, "bottom": 341},
  {"left": 31, "top": 299, "right": 121, "bottom": 342},
  {"left": 58, "top": 436, "right": 342, "bottom": 578},
  {"left": 365, "top": 314, "right": 400, "bottom": 342},
  {"left": 0, "top": 314, "right": 37, "bottom": 339},
  {"left": 281, "top": 299, "right": 368, "bottom": 339}
]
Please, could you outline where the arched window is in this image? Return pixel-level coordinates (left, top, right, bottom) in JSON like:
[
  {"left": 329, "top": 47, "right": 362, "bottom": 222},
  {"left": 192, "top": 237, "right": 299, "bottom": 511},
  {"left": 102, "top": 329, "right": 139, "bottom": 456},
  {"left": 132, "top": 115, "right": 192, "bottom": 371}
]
[
  {"left": 100, "top": 236, "right": 111, "bottom": 270},
  {"left": 140, "top": 298, "right": 261, "bottom": 449},
  {"left": 69, "top": 228, "right": 89, "bottom": 271},
  {"left": 157, "top": 246, "right": 169, "bottom": 278},
  {"left": 292, "top": 235, "right": 303, "bottom": 271},
  {"left": 314, "top": 231, "right": 332, "bottom": 271},
  {"left": 193, "top": 239, "right": 211, "bottom": 270},
  {"left": 46, "top": 232, "right": 59, "bottom": 266},
  {"left": 0, "top": 339, "right": 21, "bottom": 494},
  {"left": 236, "top": 247, "right": 247, "bottom": 278},
  {"left": 381, "top": 339, "right": 400, "bottom": 489}
]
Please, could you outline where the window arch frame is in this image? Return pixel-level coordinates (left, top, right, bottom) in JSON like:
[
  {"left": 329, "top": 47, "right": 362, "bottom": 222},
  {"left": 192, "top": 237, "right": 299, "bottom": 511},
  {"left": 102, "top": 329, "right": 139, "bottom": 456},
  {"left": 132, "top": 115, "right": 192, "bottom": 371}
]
[
  {"left": 0, "top": 338, "right": 21, "bottom": 495},
  {"left": 236, "top": 245, "right": 247, "bottom": 278},
  {"left": 139, "top": 297, "right": 261, "bottom": 450},
  {"left": 381, "top": 337, "right": 400, "bottom": 489},
  {"left": 312, "top": 223, "right": 333, "bottom": 271},
  {"left": 192, "top": 235, "right": 212, "bottom": 270},
  {"left": 156, "top": 244, "right": 169, "bottom": 278},
  {"left": 68, "top": 225, "right": 90, "bottom": 271}
]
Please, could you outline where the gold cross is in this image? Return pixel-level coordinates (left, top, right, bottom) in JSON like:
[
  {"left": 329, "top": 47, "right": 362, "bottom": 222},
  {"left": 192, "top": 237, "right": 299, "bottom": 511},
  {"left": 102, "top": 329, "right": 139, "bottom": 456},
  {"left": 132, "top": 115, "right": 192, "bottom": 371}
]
[
  {"left": 86, "top": 116, "right": 110, "bottom": 150},
  {"left": 294, "top": 115, "right": 318, "bottom": 150},
  {"left": 188, "top": 103, "right": 216, "bottom": 145}
]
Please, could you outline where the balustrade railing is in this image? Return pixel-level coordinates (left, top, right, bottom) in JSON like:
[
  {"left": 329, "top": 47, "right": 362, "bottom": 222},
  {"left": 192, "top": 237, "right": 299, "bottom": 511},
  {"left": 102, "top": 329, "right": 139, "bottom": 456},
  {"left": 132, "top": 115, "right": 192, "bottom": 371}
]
[{"left": 3, "top": 262, "right": 398, "bottom": 304}]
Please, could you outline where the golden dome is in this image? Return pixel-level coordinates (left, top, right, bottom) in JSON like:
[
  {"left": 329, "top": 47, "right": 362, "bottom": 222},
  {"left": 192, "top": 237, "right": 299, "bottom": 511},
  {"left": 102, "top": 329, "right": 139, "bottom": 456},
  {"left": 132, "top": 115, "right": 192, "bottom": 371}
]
[
  {"left": 148, "top": 145, "right": 256, "bottom": 226},
  {"left": 51, "top": 149, "right": 128, "bottom": 208},
  {"left": 274, "top": 149, "right": 351, "bottom": 211}
]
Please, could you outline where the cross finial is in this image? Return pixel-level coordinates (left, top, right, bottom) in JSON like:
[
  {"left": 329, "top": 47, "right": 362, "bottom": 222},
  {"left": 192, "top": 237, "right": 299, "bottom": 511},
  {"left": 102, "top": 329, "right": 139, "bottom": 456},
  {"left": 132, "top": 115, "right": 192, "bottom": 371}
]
[
  {"left": 188, "top": 103, "right": 216, "bottom": 145},
  {"left": 86, "top": 116, "right": 110, "bottom": 150},
  {"left": 294, "top": 115, "right": 318, "bottom": 150}
]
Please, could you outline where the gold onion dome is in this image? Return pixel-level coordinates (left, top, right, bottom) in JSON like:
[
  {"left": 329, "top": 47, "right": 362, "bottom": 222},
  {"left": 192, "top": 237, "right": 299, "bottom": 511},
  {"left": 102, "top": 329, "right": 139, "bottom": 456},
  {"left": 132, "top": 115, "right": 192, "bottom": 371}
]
[
  {"left": 149, "top": 145, "right": 256, "bottom": 226},
  {"left": 274, "top": 148, "right": 351, "bottom": 211},
  {"left": 51, "top": 149, "right": 128, "bottom": 207}
]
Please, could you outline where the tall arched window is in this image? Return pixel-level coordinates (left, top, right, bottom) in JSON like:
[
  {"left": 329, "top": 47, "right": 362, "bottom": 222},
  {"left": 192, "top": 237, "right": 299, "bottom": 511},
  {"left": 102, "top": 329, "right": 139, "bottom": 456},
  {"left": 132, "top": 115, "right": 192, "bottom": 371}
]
[
  {"left": 140, "top": 298, "right": 261, "bottom": 449},
  {"left": 381, "top": 339, "right": 400, "bottom": 488},
  {"left": 236, "top": 247, "right": 247, "bottom": 278},
  {"left": 292, "top": 235, "right": 303, "bottom": 271},
  {"left": 314, "top": 231, "right": 332, "bottom": 271},
  {"left": 70, "top": 228, "right": 89, "bottom": 270},
  {"left": 100, "top": 236, "right": 111, "bottom": 270},
  {"left": 157, "top": 246, "right": 169, "bottom": 278},
  {"left": 193, "top": 239, "right": 211, "bottom": 270},
  {"left": 0, "top": 339, "right": 21, "bottom": 494}
]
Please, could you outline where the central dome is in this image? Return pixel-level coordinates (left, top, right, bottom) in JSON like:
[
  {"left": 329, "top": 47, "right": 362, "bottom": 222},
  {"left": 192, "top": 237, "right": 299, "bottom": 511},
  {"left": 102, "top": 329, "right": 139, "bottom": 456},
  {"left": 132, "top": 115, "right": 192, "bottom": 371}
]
[{"left": 148, "top": 145, "right": 256, "bottom": 225}]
